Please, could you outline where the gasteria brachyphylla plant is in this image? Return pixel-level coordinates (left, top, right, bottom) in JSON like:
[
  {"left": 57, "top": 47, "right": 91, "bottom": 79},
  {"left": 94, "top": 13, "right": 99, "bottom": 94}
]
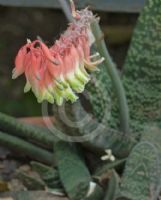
[{"left": 12, "top": 0, "right": 104, "bottom": 105}]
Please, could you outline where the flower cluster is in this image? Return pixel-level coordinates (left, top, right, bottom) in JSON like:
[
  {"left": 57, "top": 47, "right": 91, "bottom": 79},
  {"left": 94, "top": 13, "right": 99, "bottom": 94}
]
[{"left": 12, "top": 1, "right": 104, "bottom": 105}]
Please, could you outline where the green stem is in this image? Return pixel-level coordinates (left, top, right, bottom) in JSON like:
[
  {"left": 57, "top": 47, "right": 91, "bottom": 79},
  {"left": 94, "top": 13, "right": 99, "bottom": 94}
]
[
  {"left": 0, "top": 112, "right": 57, "bottom": 148},
  {"left": 58, "top": 0, "right": 74, "bottom": 22},
  {"left": 0, "top": 131, "right": 53, "bottom": 164},
  {"left": 91, "top": 20, "right": 130, "bottom": 134}
]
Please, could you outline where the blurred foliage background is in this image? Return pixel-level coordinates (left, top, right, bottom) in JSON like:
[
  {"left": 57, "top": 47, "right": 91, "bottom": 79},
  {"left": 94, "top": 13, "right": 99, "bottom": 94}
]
[{"left": 0, "top": 5, "right": 138, "bottom": 117}]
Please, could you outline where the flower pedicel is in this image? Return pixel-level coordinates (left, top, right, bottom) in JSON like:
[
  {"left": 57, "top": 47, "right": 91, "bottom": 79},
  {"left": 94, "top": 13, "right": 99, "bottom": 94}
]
[{"left": 12, "top": 0, "right": 104, "bottom": 105}]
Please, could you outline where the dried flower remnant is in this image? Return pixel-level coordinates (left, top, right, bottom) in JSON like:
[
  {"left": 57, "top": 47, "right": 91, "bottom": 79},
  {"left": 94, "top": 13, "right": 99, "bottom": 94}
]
[{"left": 12, "top": 0, "right": 104, "bottom": 105}]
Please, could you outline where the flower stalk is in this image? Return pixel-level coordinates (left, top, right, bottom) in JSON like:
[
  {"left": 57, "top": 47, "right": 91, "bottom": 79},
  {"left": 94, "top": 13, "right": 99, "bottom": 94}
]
[{"left": 90, "top": 19, "right": 130, "bottom": 134}]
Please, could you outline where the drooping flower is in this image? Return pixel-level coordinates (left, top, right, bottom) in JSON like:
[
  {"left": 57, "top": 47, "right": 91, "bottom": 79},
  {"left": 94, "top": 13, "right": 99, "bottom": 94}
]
[{"left": 12, "top": 0, "right": 104, "bottom": 105}]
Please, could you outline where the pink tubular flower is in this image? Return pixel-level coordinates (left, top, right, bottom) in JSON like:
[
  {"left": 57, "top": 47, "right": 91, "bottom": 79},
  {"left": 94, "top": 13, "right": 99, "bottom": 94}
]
[{"left": 12, "top": 0, "right": 104, "bottom": 105}]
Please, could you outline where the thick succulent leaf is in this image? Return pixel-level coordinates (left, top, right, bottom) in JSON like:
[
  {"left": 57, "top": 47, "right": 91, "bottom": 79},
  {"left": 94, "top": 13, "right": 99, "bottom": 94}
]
[
  {"left": 31, "top": 161, "right": 62, "bottom": 188},
  {"left": 123, "top": 0, "right": 161, "bottom": 133},
  {"left": 73, "top": 104, "right": 136, "bottom": 158},
  {"left": 54, "top": 141, "right": 104, "bottom": 200},
  {"left": 117, "top": 126, "right": 161, "bottom": 200}
]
